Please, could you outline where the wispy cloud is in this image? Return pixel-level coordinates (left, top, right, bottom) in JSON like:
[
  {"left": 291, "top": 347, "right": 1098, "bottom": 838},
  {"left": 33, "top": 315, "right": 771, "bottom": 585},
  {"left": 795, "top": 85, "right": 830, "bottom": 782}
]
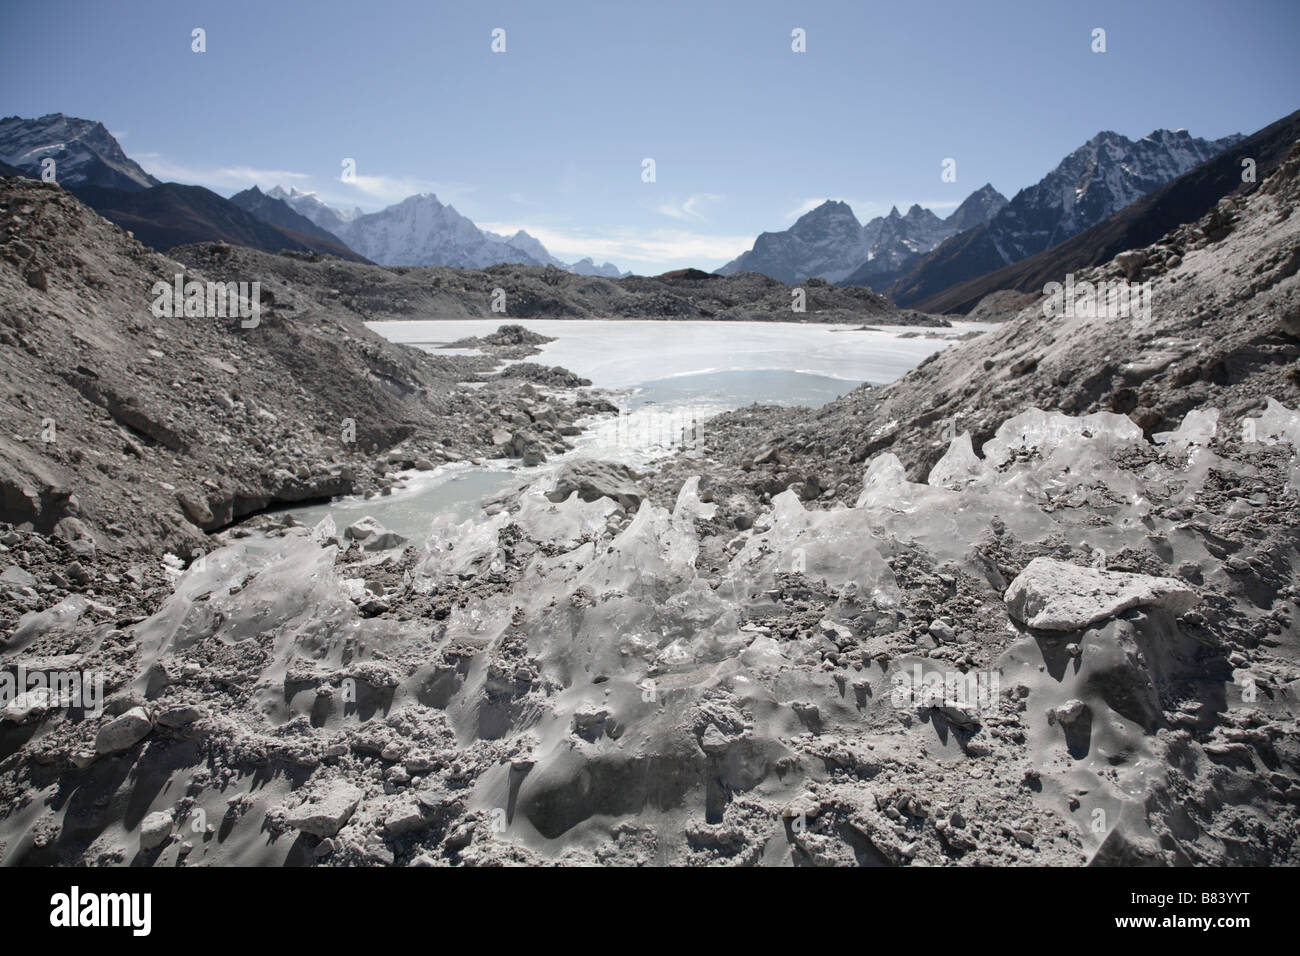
[
  {"left": 785, "top": 197, "right": 830, "bottom": 219},
  {"left": 131, "top": 152, "right": 481, "bottom": 212},
  {"left": 479, "top": 222, "right": 753, "bottom": 267},
  {"left": 342, "top": 172, "right": 476, "bottom": 207},
  {"left": 133, "top": 153, "right": 312, "bottom": 191},
  {"left": 656, "top": 192, "right": 723, "bottom": 221}
]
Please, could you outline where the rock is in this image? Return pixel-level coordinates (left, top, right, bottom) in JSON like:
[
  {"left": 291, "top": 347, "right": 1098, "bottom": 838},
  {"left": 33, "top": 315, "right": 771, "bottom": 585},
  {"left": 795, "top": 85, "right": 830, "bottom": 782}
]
[
  {"left": 139, "top": 811, "right": 173, "bottom": 850},
  {"left": 928, "top": 619, "right": 956, "bottom": 643},
  {"left": 545, "top": 459, "right": 646, "bottom": 511},
  {"left": 53, "top": 516, "right": 96, "bottom": 561},
  {"left": 94, "top": 706, "right": 153, "bottom": 754},
  {"left": 177, "top": 490, "right": 213, "bottom": 526},
  {"left": 383, "top": 800, "right": 433, "bottom": 836},
  {"left": 572, "top": 705, "right": 609, "bottom": 736},
  {"left": 699, "top": 724, "right": 731, "bottom": 756},
  {"left": 344, "top": 516, "right": 407, "bottom": 552},
  {"left": 1114, "top": 250, "right": 1147, "bottom": 280},
  {"left": 65, "top": 561, "right": 91, "bottom": 585},
  {"left": 1050, "top": 699, "right": 1089, "bottom": 726},
  {"left": 156, "top": 705, "right": 204, "bottom": 728},
  {"left": 1004, "top": 558, "right": 1197, "bottom": 631},
  {"left": 285, "top": 784, "right": 363, "bottom": 838},
  {"left": 3, "top": 688, "right": 53, "bottom": 724},
  {"left": 413, "top": 458, "right": 436, "bottom": 471},
  {"left": 0, "top": 565, "right": 36, "bottom": 588}
]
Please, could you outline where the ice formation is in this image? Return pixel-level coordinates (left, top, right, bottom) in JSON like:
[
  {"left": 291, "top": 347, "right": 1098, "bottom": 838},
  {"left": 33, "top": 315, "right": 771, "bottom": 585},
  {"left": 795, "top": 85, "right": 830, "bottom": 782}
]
[{"left": 94, "top": 400, "right": 1297, "bottom": 864}]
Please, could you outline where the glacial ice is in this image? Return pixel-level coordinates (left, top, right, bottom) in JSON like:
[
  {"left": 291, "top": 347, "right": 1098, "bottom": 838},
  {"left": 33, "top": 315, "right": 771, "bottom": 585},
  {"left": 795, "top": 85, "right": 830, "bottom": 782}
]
[
  {"left": 100, "top": 399, "right": 1285, "bottom": 854},
  {"left": 1245, "top": 398, "right": 1300, "bottom": 493},
  {"left": 1153, "top": 407, "right": 1218, "bottom": 449}
]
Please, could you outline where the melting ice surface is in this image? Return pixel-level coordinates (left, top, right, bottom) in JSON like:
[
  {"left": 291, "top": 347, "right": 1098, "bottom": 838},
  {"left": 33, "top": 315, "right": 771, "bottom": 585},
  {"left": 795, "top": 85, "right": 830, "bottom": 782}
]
[
  {"left": 133, "top": 401, "right": 1300, "bottom": 855},
  {"left": 172, "top": 403, "right": 1300, "bottom": 708},
  {"left": 302, "top": 319, "right": 991, "bottom": 539}
]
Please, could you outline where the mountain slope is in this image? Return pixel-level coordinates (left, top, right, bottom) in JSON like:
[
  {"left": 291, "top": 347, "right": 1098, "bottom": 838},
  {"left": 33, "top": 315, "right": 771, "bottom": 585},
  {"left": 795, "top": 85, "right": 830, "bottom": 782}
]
[
  {"left": 266, "top": 185, "right": 363, "bottom": 235},
  {"left": 666, "top": 138, "right": 1300, "bottom": 868},
  {"left": 721, "top": 186, "right": 1007, "bottom": 288},
  {"left": 0, "top": 113, "right": 158, "bottom": 191},
  {"left": 886, "top": 128, "right": 1243, "bottom": 306},
  {"left": 275, "top": 189, "right": 545, "bottom": 269},
  {"left": 717, "top": 200, "right": 871, "bottom": 284},
  {"left": 70, "top": 182, "right": 372, "bottom": 261},
  {"left": 229, "top": 185, "right": 361, "bottom": 251},
  {"left": 908, "top": 109, "right": 1300, "bottom": 314}
]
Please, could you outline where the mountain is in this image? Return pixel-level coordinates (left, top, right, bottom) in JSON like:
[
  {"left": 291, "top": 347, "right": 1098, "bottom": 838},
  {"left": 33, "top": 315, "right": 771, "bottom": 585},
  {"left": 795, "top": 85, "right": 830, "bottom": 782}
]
[
  {"left": 885, "top": 127, "right": 1243, "bottom": 306},
  {"left": 839, "top": 188, "right": 1008, "bottom": 289},
  {"left": 907, "top": 110, "right": 1300, "bottom": 315},
  {"left": 717, "top": 200, "right": 869, "bottom": 284},
  {"left": 718, "top": 186, "right": 1007, "bottom": 288},
  {"left": 0, "top": 113, "right": 158, "bottom": 191},
  {"left": 944, "top": 183, "right": 1011, "bottom": 232},
  {"left": 266, "top": 185, "right": 362, "bottom": 236},
  {"left": 278, "top": 186, "right": 627, "bottom": 275},
  {"left": 276, "top": 189, "right": 550, "bottom": 269},
  {"left": 69, "top": 182, "right": 371, "bottom": 261},
  {"left": 567, "top": 257, "right": 626, "bottom": 278},
  {"left": 229, "top": 185, "right": 358, "bottom": 248}
]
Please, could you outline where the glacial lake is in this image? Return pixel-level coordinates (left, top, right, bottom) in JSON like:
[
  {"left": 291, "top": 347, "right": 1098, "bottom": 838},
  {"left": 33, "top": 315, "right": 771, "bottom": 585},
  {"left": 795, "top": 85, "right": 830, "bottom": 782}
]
[{"left": 290, "top": 319, "right": 993, "bottom": 540}]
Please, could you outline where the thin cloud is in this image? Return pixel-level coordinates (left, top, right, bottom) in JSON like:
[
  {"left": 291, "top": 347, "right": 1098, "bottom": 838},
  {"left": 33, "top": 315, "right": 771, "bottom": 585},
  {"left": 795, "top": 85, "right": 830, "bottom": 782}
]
[
  {"left": 656, "top": 193, "right": 723, "bottom": 221},
  {"left": 133, "top": 153, "right": 312, "bottom": 191},
  {"left": 479, "top": 222, "right": 753, "bottom": 267},
  {"left": 341, "top": 172, "right": 477, "bottom": 207}
]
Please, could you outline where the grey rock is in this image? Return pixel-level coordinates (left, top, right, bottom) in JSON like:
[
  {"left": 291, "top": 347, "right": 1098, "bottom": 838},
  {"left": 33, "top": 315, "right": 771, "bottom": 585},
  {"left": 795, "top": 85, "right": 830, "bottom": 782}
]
[
  {"left": 139, "top": 810, "right": 173, "bottom": 850},
  {"left": 546, "top": 459, "right": 645, "bottom": 511},
  {"left": 94, "top": 706, "right": 153, "bottom": 754},
  {"left": 1004, "top": 558, "right": 1198, "bottom": 631},
  {"left": 285, "top": 784, "right": 363, "bottom": 838}
]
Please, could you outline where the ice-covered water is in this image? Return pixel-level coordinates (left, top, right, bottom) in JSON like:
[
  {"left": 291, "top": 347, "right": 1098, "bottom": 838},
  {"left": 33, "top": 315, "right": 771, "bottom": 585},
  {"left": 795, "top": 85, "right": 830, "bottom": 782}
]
[
  {"left": 369, "top": 318, "right": 990, "bottom": 391},
  {"left": 300, "top": 319, "right": 991, "bottom": 537}
]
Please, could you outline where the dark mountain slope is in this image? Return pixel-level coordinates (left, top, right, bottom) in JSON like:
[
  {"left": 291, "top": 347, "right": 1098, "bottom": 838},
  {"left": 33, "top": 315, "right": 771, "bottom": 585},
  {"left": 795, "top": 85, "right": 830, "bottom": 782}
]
[
  {"left": 70, "top": 182, "right": 371, "bottom": 262},
  {"left": 907, "top": 109, "right": 1300, "bottom": 314},
  {"left": 229, "top": 185, "right": 360, "bottom": 252}
]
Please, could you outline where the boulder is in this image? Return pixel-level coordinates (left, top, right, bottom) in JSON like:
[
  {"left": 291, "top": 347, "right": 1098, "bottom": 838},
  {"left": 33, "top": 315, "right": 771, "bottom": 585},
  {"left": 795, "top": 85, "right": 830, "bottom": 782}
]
[
  {"left": 176, "top": 490, "right": 213, "bottom": 526},
  {"left": 94, "top": 706, "right": 153, "bottom": 754},
  {"left": 1004, "top": 557, "right": 1197, "bottom": 631},
  {"left": 285, "top": 784, "right": 363, "bottom": 838},
  {"left": 344, "top": 516, "right": 407, "bottom": 552},
  {"left": 545, "top": 459, "right": 646, "bottom": 511},
  {"left": 0, "top": 565, "right": 36, "bottom": 588},
  {"left": 139, "top": 811, "right": 173, "bottom": 850}
]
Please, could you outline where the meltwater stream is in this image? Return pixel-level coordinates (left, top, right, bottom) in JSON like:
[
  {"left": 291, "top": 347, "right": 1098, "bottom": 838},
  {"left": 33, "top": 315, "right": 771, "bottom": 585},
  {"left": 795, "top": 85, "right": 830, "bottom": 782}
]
[{"left": 291, "top": 320, "right": 992, "bottom": 539}]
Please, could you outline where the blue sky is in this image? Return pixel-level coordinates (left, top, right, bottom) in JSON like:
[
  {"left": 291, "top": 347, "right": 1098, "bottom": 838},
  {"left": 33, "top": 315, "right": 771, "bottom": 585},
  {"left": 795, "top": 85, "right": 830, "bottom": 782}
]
[{"left": 2, "top": 0, "right": 1297, "bottom": 273}]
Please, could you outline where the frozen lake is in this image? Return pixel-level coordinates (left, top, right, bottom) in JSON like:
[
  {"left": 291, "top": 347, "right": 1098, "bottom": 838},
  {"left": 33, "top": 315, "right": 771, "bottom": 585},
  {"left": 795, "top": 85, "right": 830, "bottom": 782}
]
[
  {"left": 291, "top": 318, "right": 993, "bottom": 539},
  {"left": 369, "top": 318, "right": 991, "bottom": 392}
]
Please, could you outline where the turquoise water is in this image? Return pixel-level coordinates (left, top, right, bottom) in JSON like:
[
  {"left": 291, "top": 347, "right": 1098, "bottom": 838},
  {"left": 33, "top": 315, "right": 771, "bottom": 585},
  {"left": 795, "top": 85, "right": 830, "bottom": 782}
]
[
  {"left": 288, "top": 466, "right": 523, "bottom": 543},
  {"left": 631, "top": 368, "right": 863, "bottom": 409}
]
